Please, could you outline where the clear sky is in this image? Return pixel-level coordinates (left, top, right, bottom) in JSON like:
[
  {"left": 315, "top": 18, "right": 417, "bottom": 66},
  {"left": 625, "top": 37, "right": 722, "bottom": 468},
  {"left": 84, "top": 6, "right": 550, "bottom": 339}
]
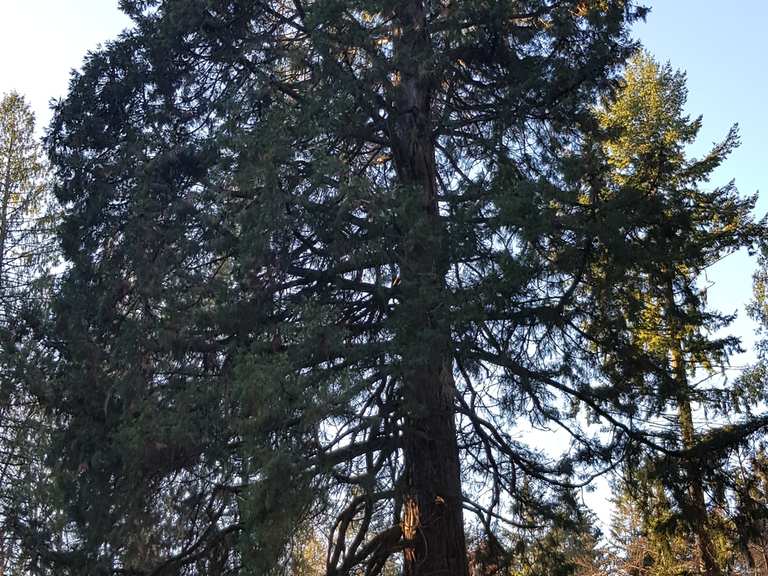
[{"left": 1, "top": 0, "right": 765, "bottom": 533}]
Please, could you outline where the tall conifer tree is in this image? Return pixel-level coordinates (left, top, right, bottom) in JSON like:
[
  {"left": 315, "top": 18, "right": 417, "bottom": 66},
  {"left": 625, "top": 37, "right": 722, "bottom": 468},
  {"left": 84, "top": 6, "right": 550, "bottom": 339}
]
[
  {"left": 28, "top": 1, "right": 644, "bottom": 572},
  {"left": 0, "top": 93, "right": 50, "bottom": 319},
  {"left": 721, "top": 253, "right": 768, "bottom": 573},
  {"left": 0, "top": 92, "right": 56, "bottom": 576},
  {"left": 588, "top": 53, "right": 764, "bottom": 576}
]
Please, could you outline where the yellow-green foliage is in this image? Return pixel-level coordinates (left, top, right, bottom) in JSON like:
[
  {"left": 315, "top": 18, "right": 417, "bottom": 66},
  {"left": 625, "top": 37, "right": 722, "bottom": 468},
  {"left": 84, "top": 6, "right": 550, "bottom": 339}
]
[{"left": 599, "top": 52, "right": 696, "bottom": 183}]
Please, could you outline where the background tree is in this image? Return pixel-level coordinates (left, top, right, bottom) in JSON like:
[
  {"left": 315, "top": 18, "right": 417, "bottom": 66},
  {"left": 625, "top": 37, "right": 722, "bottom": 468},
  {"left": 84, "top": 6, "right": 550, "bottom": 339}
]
[
  {"left": 0, "top": 92, "right": 50, "bottom": 319},
  {"left": 0, "top": 93, "right": 57, "bottom": 575},
  {"left": 583, "top": 52, "right": 764, "bottom": 576},
  {"left": 608, "top": 475, "right": 709, "bottom": 575},
  {"left": 507, "top": 493, "right": 606, "bottom": 576},
  {"left": 718, "top": 251, "right": 768, "bottom": 574},
  {"left": 602, "top": 242, "right": 768, "bottom": 574}
]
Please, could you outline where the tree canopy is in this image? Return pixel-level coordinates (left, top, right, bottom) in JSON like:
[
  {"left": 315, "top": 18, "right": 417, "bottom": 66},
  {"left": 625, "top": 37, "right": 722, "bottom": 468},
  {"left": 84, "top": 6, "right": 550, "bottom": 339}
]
[{"left": 0, "top": 2, "right": 766, "bottom": 576}]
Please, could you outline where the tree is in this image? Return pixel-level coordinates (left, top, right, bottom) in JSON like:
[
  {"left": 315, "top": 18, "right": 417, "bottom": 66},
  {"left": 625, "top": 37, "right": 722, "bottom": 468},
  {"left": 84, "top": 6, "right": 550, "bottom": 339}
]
[
  {"left": 0, "top": 92, "right": 50, "bottom": 320},
  {"left": 608, "top": 474, "right": 707, "bottom": 576},
  {"left": 723, "top": 444, "right": 768, "bottom": 575},
  {"left": 34, "top": 2, "right": 768, "bottom": 576},
  {"left": 719, "top": 250, "right": 768, "bottom": 575},
  {"left": 584, "top": 52, "right": 764, "bottom": 576},
  {"left": 0, "top": 92, "right": 56, "bottom": 576},
  {"left": 507, "top": 492, "right": 606, "bottom": 576}
]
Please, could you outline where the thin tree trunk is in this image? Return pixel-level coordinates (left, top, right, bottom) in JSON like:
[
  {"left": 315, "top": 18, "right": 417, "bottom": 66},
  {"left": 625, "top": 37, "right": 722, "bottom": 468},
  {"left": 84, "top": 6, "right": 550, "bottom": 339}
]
[
  {"left": 0, "top": 131, "right": 16, "bottom": 297},
  {"left": 666, "top": 279, "right": 720, "bottom": 576},
  {"left": 390, "top": 2, "right": 468, "bottom": 575},
  {"left": 676, "top": 391, "right": 720, "bottom": 576}
]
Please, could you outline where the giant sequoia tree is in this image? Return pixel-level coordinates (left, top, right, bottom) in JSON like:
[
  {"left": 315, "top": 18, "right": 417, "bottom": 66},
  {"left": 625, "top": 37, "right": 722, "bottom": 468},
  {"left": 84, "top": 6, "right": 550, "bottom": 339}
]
[{"left": 16, "top": 1, "right": 766, "bottom": 575}]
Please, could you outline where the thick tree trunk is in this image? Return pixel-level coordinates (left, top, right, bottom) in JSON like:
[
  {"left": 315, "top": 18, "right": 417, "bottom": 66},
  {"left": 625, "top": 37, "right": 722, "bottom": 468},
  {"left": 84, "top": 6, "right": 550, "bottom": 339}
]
[
  {"left": 389, "top": 2, "right": 468, "bottom": 575},
  {"left": 400, "top": 363, "right": 467, "bottom": 576}
]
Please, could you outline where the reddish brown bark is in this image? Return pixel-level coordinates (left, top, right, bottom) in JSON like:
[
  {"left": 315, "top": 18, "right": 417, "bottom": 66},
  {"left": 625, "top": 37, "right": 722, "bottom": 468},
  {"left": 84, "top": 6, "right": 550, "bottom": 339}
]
[{"left": 389, "top": 2, "right": 468, "bottom": 575}]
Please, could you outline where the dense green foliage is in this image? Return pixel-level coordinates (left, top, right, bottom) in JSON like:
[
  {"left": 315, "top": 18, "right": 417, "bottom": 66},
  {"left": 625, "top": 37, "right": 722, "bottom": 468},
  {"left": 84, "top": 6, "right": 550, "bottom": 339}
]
[{"left": 0, "top": 2, "right": 766, "bottom": 576}]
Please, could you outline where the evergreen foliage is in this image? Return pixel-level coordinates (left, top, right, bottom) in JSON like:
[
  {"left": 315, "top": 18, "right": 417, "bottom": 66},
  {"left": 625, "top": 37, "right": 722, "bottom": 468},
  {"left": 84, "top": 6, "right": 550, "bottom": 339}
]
[
  {"left": 0, "top": 93, "right": 51, "bottom": 319},
  {"left": 0, "top": 93, "right": 58, "bottom": 576},
  {"left": 593, "top": 53, "right": 765, "bottom": 576},
  {"left": 5, "top": 3, "right": 767, "bottom": 576}
]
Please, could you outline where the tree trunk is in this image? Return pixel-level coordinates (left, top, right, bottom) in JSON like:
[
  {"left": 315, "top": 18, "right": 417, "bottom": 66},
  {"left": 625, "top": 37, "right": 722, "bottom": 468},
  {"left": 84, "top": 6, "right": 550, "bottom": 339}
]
[
  {"left": 676, "top": 392, "right": 720, "bottom": 576},
  {"left": 390, "top": 2, "right": 468, "bottom": 575},
  {"left": 0, "top": 131, "right": 16, "bottom": 296},
  {"left": 666, "top": 279, "right": 720, "bottom": 576}
]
